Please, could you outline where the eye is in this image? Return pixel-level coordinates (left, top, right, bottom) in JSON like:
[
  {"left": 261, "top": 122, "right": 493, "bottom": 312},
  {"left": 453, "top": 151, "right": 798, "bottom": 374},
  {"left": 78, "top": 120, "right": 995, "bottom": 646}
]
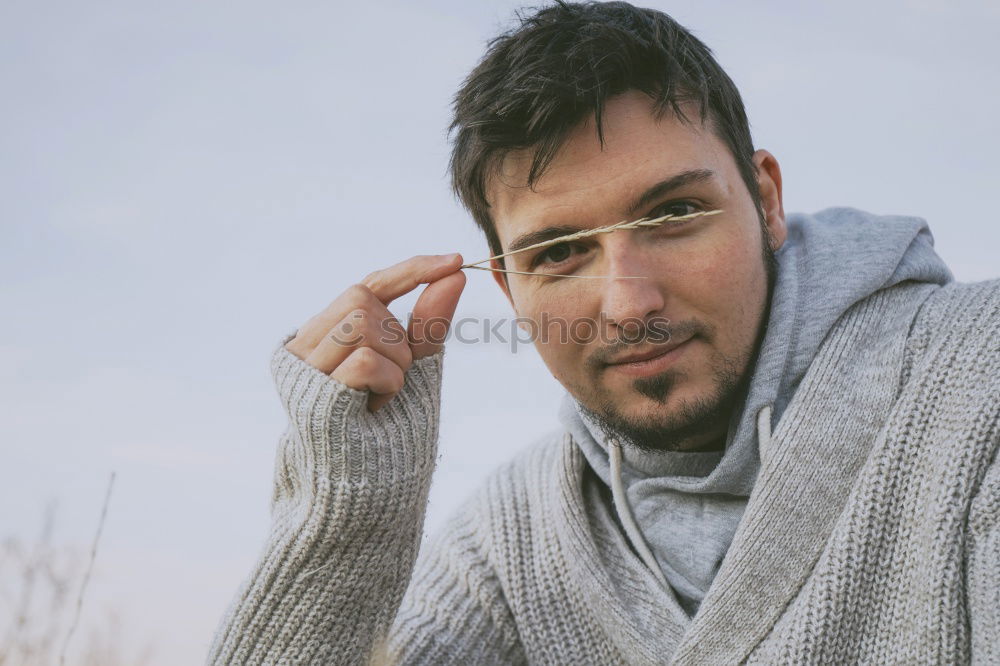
[
  {"left": 532, "top": 241, "right": 582, "bottom": 269},
  {"left": 648, "top": 200, "right": 702, "bottom": 220},
  {"left": 541, "top": 243, "right": 572, "bottom": 263}
]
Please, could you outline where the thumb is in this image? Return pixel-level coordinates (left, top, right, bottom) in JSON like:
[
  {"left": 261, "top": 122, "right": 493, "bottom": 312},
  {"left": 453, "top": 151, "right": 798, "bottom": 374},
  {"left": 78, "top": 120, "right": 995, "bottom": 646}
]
[{"left": 408, "top": 269, "right": 466, "bottom": 359}]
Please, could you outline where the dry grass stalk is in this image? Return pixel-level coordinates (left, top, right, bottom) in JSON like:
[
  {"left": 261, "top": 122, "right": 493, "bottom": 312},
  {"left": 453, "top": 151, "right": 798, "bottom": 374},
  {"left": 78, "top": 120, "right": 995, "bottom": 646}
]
[
  {"left": 1, "top": 476, "right": 154, "bottom": 666},
  {"left": 460, "top": 208, "right": 723, "bottom": 278},
  {"left": 0, "top": 502, "right": 72, "bottom": 666},
  {"left": 59, "top": 471, "right": 115, "bottom": 666}
]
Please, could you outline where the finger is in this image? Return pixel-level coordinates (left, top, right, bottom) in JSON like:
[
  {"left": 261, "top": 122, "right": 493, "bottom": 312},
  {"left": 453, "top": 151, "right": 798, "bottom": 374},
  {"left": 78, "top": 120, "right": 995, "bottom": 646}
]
[
  {"left": 284, "top": 284, "right": 385, "bottom": 359},
  {"left": 362, "top": 253, "right": 463, "bottom": 305},
  {"left": 286, "top": 254, "right": 462, "bottom": 360},
  {"left": 305, "top": 307, "right": 412, "bottom": 375},
  {"left": 331, "top": 347, "right": 405, "bottom": 411},
  {"left": 408, "top": 270, "right": 467, "bottom": 359}
]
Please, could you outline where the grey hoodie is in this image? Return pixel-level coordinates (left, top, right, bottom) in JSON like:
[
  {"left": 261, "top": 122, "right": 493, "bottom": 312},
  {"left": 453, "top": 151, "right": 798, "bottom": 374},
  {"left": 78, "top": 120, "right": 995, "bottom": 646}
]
[{"left": 558, "top": 207, "right": 953, "bottom": 616}]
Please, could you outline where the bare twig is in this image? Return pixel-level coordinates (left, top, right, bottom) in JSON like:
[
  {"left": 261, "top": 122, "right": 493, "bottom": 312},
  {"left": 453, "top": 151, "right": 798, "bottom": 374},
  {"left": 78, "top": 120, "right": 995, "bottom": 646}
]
[
  {"left": 0, "top": 503, "right": 57, "bottom": 665},
  {"left": 59, "top": 472, "right": 116, "bottom": 666}
]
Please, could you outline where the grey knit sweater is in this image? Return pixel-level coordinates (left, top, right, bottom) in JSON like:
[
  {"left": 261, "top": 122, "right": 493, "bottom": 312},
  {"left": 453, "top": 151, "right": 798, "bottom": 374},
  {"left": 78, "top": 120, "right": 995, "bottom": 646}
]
[
  {"left": 562, "top": 207, "right": 954, "bottom": 618},
  {"left": 208, "top": 279, "right": 1000, "bottom": 665}
]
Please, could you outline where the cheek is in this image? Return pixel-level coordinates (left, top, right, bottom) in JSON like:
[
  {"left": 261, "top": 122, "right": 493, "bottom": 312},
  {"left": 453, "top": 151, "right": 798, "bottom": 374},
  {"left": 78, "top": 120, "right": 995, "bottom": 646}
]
[
  {"left": 677, "top": 226, "right": 768, "bottom": 331},
  {"left": 510, "top": 284, "right": 598, "bottom": 381},
  {"left": 510, "top": 280, "right": 600, "bottom": 327}
]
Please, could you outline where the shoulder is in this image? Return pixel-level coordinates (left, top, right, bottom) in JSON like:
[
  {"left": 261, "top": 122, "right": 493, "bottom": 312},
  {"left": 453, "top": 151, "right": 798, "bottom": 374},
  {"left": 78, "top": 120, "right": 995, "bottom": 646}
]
[
  {"left": 898, "top": 280, "right": 1000, "bottom": 480},
  {"left": 910, "top": 279, "right": 1000, "bottom": 343},
  {"left": 902, "top": 279, "right": 1000, "bottom": 382}
]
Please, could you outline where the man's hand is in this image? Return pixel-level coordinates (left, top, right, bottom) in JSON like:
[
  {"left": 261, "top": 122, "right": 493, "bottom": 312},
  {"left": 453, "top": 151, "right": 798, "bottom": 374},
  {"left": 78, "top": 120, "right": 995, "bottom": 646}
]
[{"left": 284, "top": 253, "right": 466, "bottom": 411}]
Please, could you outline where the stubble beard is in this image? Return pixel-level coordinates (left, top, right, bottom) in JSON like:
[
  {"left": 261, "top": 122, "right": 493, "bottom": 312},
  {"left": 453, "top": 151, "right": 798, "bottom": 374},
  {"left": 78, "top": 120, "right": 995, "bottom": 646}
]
[
  {"left": 579, "top": 344, "right": 747, "bottom": 452},
  {"left": 577, "top": 218, "right": 778, "bottom": 454}
]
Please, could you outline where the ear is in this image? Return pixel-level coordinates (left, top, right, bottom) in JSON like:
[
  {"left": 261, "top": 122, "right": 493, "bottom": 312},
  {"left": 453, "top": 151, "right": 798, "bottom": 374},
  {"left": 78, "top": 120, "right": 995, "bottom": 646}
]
[
  {"left": 752, "top": 149, "right": 787, "bottom": 251},
  {"left": 490, "top": 259, "right": 518, "bottom": 311}
]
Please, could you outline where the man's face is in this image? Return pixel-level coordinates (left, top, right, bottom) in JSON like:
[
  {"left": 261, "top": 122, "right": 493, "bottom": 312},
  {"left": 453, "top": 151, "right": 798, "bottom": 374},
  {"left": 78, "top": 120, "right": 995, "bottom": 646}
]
[{"left": 489, "top": 91, "right": 786, "bottom": 452}]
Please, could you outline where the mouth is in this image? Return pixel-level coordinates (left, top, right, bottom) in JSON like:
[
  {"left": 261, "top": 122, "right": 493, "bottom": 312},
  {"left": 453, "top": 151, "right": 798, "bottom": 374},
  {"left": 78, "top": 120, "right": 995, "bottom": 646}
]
[{"left": 604, "top": 336, "right": 694, "bottom": 378}]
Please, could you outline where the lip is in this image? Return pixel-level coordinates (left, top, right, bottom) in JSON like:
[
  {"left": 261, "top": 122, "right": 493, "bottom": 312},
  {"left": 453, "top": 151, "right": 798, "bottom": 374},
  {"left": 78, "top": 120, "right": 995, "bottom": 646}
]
[{"left": 604, "top": 337, "right": 693, "bottom": 377}]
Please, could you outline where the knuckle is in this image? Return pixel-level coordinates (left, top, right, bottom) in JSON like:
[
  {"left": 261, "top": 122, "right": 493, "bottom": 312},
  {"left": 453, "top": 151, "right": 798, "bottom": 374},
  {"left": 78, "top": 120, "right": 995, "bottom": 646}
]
[
  {"left": 344, "top": 283, "right": 373, "bottom": 304},
  {"left": 352, "top": 346, "right": 381, "bottom": 371},
  {"left": 361, "top": 269, "right": 386, "bottom": 291}
]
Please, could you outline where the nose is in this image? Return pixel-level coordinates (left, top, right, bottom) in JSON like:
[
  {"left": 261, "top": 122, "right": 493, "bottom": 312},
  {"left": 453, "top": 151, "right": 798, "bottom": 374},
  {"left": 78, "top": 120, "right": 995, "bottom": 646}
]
[{"left": 597, "top": 234, "right": 666, "bottom": 329}]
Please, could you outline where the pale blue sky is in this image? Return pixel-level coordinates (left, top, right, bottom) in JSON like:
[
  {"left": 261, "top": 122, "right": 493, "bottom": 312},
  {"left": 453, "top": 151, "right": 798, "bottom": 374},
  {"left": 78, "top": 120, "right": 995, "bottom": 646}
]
[{"left": 2, "top": 1, "right": 998, "bottom": 662}]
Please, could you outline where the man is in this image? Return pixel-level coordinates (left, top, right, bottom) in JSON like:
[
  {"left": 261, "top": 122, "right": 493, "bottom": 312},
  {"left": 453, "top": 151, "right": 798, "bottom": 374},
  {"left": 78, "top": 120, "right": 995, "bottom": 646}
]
[{"left": 208, "top": 2, "right": 998, "bottom": 664}]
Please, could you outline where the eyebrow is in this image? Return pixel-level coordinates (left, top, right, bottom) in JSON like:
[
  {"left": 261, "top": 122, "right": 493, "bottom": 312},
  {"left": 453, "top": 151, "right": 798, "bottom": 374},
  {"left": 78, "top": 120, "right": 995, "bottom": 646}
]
[
  {"left": 507, "top": 225, "right": 590, "bottom": 255},
  {"left": 505, "top": 168, "right": 717, "bottom": 255},
  {"left": 625, "top": 168, "right": 717, "bottom": 216}
]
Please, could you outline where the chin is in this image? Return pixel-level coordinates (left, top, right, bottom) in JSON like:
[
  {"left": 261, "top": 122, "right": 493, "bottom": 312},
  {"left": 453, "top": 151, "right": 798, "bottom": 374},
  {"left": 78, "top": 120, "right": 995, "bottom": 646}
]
[
  {"left": 577, "top": 345, "right": 747, "bottom": 451},
  {"left": 626, "top": 367, "right": 691, "bottom": 406},
  {"left": 623, "top": 390, "right": 700, "bottom": 429},
  {"left": 584, "top": 372, "right": 731, "bottom": 445}
]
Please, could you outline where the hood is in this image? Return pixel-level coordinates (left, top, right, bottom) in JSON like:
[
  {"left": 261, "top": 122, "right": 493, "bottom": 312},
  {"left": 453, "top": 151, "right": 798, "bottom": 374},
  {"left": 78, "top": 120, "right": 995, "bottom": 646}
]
[{"left": 557, "top": 206, "right": 953, "bottom": 611}]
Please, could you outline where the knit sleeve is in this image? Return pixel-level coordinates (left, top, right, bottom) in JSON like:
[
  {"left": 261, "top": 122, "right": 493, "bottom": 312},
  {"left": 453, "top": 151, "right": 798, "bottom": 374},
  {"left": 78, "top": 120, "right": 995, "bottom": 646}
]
[
  {"left": 967, "top": 446, "right": 999, "bottom": 666},
  {"left": 207, "top": 333, "right": 445, "bottom": 665}
]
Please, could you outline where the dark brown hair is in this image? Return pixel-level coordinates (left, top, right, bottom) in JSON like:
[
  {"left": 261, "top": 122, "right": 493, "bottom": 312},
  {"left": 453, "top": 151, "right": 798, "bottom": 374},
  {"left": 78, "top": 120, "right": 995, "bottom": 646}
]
[{"left": 449, "top": 1, "right": 761, "bottom": 264}]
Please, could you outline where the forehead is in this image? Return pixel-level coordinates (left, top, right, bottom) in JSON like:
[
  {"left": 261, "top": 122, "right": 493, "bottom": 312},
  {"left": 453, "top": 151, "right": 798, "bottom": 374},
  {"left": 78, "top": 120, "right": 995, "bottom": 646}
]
[{"left": 488, "top": 91, "right": 736, "bottom": 247}]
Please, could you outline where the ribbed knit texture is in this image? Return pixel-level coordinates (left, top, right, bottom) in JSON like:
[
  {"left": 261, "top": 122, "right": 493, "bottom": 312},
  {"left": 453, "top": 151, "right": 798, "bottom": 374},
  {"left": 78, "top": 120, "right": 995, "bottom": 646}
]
[
  {"left": 208, "top": 335, "right": 445, "bottom": 665},
  {"left": 208, "top": 279, "right": 999, "bottom": 665}
]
